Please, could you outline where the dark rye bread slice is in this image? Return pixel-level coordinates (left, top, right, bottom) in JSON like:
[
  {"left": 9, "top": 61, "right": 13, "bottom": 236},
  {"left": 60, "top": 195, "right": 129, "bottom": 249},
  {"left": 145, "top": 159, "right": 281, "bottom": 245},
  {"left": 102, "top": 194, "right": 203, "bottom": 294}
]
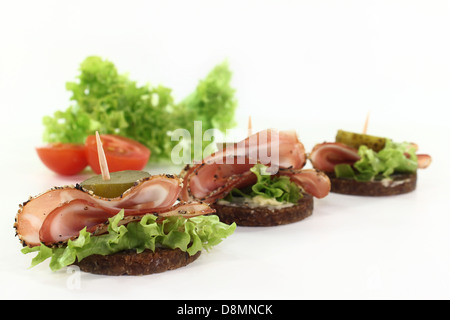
[
  {"left": 73, "top": 247, "right": 201, "bottom": 276},
  {"left": 211, "top": 194, "right": 313, "bottom": 226},
  {"left": 326, "top": 172, "right": 417, "bottom": 196}
]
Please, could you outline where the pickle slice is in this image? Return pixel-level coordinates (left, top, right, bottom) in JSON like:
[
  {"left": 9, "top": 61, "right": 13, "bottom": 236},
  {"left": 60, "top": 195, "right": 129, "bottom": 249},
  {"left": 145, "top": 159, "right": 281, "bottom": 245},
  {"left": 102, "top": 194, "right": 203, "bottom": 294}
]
[
  {"left": 80, "top": 170, "right": 150, "bottom": 198},
  {"left": 335, "top": 130, "right": 386, "bottom": 152}
]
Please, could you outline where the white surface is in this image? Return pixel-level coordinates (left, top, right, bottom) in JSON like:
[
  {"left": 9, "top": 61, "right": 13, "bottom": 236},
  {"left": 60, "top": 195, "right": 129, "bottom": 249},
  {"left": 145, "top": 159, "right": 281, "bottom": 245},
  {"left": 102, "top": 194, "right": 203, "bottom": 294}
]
[{"left": 1, "top": 0, "right": 450, "bottom": 300}]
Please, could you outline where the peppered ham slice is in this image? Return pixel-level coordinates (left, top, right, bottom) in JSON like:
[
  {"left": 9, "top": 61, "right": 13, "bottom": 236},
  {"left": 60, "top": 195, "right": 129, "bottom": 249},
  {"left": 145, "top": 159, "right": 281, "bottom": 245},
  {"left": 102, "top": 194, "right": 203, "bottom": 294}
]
[
  {"left": 279, "top": 169, "right": 331, "bottom": 199},
  {"left": 181, "top": 162, "right": 256, "bottom": 202},
  {"left": 180, "top": 129, "right": 306, "bottom": 203},
  {"left": 15, "top": 174, "right": 183, "bottom": 247},
  {"left": 39, "top": 199, "right": 114, "bottom": 245},
  {"left": 211, "top": 129, "right": 307, "bottom": 169},
  {"left": 39, "top": 200, "right": 215, "bottom": 245},
  {"left": 179, "top": 129, "right": 330, "bottom": 202},
  {"left": 16, "top": 188, "right": 94, "bottom": 247}
]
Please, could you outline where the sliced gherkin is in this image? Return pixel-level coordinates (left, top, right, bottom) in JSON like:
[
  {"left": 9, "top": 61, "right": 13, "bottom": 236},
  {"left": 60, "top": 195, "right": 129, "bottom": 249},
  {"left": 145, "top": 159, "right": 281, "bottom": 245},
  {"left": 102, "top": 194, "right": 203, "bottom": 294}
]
[
  {"left": 80, "top": 170, "right": 150, "bottom": 198},
  {"left": 335, "top": 130, "right": 386, "bottom": 152}
]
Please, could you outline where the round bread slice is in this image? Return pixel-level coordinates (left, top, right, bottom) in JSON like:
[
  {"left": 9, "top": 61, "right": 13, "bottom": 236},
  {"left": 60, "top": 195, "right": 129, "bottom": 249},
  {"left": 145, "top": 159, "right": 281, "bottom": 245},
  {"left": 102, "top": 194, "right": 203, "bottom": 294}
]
[
  {"left": 73, "top": 247, "right": 201, "bottom": 276},
  {"left": 211, "top": 194, "right": 313, "bottom": 226},
  {"left": 326, "top": 172, "right": 417, "bottom": 196}
]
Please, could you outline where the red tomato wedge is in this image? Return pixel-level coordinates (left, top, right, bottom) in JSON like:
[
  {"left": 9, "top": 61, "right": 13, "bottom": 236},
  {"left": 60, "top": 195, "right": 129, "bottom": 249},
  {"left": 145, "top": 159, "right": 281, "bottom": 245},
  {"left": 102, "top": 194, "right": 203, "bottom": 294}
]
[
  {"left": 36, "top": 143, "right": 88, "bottom": 176},
  {"left": 85, "top": 134, "right": 151, "bottom": 174}
]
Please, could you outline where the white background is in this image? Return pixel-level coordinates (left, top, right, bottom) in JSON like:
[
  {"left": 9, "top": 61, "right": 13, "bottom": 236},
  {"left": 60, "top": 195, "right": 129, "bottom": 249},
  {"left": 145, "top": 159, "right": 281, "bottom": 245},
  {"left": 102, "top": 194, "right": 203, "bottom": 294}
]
[{"left": 1, "top": 0, "right": 449, "bottom": 300}]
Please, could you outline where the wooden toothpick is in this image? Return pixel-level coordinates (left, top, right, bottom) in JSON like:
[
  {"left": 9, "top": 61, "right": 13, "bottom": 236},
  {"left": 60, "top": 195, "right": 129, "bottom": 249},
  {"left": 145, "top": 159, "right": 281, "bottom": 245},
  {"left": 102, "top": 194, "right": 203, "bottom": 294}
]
[
  {"left": 362, "top": 111, "right": 371, "bottom": 135},
  {"left": 96, "top": 131, "right": 111, "bottom": 181},
  {"left": 248, "top": 115, "right": 253, "bottom": 137}
]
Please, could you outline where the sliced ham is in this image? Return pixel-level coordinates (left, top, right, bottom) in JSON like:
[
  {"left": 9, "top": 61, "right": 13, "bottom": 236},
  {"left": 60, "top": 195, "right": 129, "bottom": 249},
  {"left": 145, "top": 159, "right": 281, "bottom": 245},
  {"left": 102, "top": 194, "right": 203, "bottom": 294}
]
[
  {"left": 16, "top": 188, "right": 92, "bottom": 247},
  {"left": 309, "top": 142, "right": 361, "bottom": 172},
  {"left": 211, "top": 129, "right": 306, "bottom": 169},
  {"left": 279, "top": 169, "right": 331, "bottom": 199},
  {"left": 179, "top": 129, "right": 305, "bottom": 202},
  {"left": 39, "top": 199, "right": 115, "bottom": 245},
  {"left": 179, "top": 129, "right": 329, "bottom": 202},
  {"left": 180, "top": 129, "right": 306, "bottom": 202},
  {"left": 182, "top": 162, "right": 255, "bottom": 201},
  {"left": 15, "top": 174, "right": 182, "bottom": 247},
  {"left": 417, "top": 154, "right": 432, "bottom": 169},
  {"left": 39, "top": 200, "right": 215, "bottom": 245}
]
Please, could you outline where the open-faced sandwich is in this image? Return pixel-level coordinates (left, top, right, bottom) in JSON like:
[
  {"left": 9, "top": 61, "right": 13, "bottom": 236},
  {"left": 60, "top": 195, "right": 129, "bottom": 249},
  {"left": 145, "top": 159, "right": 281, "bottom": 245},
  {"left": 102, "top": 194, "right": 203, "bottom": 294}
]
[
  {"left": 179, "top": 129, "right": 331, "bottom": 226},
  {"left": 309, "top": 130, "right": 432, "bottom": 196},
  {"left": 14, "top": 133, "right": 235, "bottom": 276}
]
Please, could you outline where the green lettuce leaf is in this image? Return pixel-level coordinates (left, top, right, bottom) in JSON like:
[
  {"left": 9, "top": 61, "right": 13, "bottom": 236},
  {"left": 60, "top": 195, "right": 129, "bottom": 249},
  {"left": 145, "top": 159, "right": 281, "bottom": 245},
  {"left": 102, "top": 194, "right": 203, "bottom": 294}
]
[
  {"left": 335, "top": 140, "right": 418, "bottom": 181},
  {"left": 334, "top": 163, "right": 356, "bottom": 179},
  {"left": 22, "top": 210, "right": 236, "bottom": 271},
  {"left": 226, "top": 164, "right": 302, "bottom": 204}
]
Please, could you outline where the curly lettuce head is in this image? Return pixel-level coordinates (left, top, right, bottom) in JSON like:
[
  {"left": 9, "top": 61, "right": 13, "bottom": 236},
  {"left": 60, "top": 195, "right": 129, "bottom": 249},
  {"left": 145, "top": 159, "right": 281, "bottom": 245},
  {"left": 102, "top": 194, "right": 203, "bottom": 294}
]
[{"left": 43, "top": 56, "right": 237, "bottom": 162}]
